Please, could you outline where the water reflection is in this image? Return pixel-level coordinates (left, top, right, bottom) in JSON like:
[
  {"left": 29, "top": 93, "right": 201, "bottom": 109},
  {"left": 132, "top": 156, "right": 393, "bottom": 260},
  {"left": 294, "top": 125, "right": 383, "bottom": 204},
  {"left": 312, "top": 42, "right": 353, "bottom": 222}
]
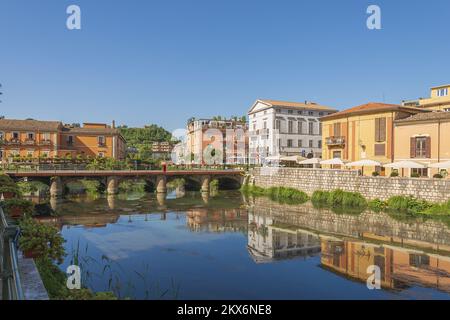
[{"left": 28, "top": 191, "right": 450, "bottom": 299}]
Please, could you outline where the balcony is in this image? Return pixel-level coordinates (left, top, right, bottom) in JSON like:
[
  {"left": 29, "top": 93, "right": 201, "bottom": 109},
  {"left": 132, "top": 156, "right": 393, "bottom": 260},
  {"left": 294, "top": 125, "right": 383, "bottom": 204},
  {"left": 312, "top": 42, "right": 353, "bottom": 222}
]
[
  {"left": 23, "top": 139, "right": 36, "bottom": 146},
  {"left": 6, "top": 138, "right": 20, "bottom": 145},
  {"left": 39, "top": 140, "right": 52, "bottom": 146},
  {"left": 325, "top": 136, "right": 345, "bottom": 146}
]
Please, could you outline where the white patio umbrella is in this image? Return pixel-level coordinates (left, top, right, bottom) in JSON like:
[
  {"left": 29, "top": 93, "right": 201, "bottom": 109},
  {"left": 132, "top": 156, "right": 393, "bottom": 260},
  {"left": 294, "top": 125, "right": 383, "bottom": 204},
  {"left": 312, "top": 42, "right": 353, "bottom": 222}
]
[
  {"left": 280, "top": 155, "right": 306, "bottom": 162},
  {"left": 346, "top": 159, "right": 381, "bottom": 175},
  {"left": 428, "top": 161, "right": 450, "bottom": 169},
  {"left": 265, "top": 155, "right": 283, "bottom": 162},
  {"left": 383, "top": 160, "right": 426, "bottom": 169},
  {"left": 384, "top": 160, "right": 427, "bottom": 177},
  {"left": 297, "top": 157, "right": 321, "bottom": 165},
  {"left": 320, "top": 158, "right": 347, "bottom": 166}
]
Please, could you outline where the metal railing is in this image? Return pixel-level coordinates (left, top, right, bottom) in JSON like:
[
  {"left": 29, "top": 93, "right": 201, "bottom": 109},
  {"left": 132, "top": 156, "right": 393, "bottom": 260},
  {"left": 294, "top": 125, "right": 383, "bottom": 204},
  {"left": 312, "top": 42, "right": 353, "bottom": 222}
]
[{"left": 0, "top": 207, "right": 24, "bottom": 300}]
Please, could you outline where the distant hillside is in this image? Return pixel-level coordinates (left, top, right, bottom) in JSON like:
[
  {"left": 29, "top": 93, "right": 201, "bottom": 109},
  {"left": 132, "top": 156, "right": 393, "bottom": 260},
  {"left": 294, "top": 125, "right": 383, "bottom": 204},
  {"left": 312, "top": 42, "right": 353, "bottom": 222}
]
[{"left": 118, "top": 124, "right": 174, "bottom": 159}]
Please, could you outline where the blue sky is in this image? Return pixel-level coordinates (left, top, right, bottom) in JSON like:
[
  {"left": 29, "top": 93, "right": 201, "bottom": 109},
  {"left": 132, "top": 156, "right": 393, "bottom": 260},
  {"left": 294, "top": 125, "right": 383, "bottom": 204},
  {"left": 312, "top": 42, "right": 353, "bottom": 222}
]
[{"left": 1, "top": 0, "right": 449, "bottom": 130}]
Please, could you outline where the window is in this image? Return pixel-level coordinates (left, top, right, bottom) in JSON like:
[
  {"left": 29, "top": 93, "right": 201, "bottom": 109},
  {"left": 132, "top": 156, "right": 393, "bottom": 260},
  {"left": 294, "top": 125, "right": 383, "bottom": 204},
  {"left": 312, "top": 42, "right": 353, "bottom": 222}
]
[
  {"left": 437, "top": 88, "right": 448, "bottom": 97},
  {"left": 276, "top": 109, "right": 281, "bottom": 113},
  {"left": 0, "top": 131, "right": 3, "bottom": 141},
  {"left": 42, "top": 132, "right": 50, "bottom": 141},
  {"left": 415, "top": 137, "right": 428, "bottom": 158},
  {"left": 308, "top": 122, "right": 314, "bottom": 135},
  {"left": 309, "top": 140, "right": 313, "bottom": 147},
  {"left": 98, "top": 136, "right": 106, "bottom": 146},
  {"left": 375, "top": 118, "right": 386, "bottom": 142},
  {"left": 288, "top": 110, "right": 293, "bottom": 115},
  {"left": 308, "top": 111, "right": 314, "bottom": 116},
  {"left": 319, "top": 112, "right": 324, "bottom": 116},
  {"left": 98, "top": 152, "right": 105, "bottom": 158},
  {"left": 27, "top": 132, "right": 35, "bottom": 140},
  {"left": 319, "top": 123, "right": 322, "bottom": 135},
  {"left": 253, "top": 123, "right": 256, "bottom": 131},
  {"left": 287, "top": 139, "right": 293, "bottom": 147},
  {"left": 374, "top": 144, "right": 385, "bottom": 156},
  {"left": 298, "top": 140, "right": 303, "bottom": 147},
  {"left": 67, "top": 135, "right": 74, "bottom": 145},
  {"left": 333, "top": 123, "right": 341, "bottom": 137},
  {"left": 318, "top": 140, "right": 322, "bottom": 148},
  {"left": 26, "top": 150, "right": 34, "bottom": 157},
  {"left": 42, "top": 151, "right": 50, "bottom": 158},
  {"left": 275, "top": 120, "right": 281, "bottom": 130},
  {"left": 288, "top": 121, "right": 293, "bottom": 133},
  {"left": 12, "top": 132, "right": 19, "bottom": 139},
  {"left": 297, "top": 111, "right": 302, "bottom": 115},
  {"left": 298, "top": 121, "right": 303, "bottom": 134},
  {"left": 333, "top": 151, "right": 341, "bottom": 158}
]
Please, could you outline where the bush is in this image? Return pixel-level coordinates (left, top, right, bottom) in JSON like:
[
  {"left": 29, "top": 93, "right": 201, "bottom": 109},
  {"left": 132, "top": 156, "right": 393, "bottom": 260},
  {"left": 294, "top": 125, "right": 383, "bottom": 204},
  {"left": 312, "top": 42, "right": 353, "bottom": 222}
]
[
  {"left": 17, "top": 181, "right": 50, "bottom": 194},
  {"left": 311, "top": 190, "right": 331, "bottom": 204},
  {"left": 1, "top": 198, "right": 35, "bottom": 216},
  {"left": 79, "top": 179, "right": 101, "bottom": 194},
  {"left": 267, "top": 187, "right": 309, "bottom": 204},
  {"left": 372, "top": 171, "right": 380, "bottom": 177},
  {"left": 19, "top": 217, "right": 66, "bottom": 263},
  {"left": 327, "top": 189, "right": 345, "bottom": 207},
  {"left": 411, "top": 172, "right": 420, "bottom": 178},
  {"left": 387, "top": 196, "right": 431, "bottom": 214},
  {"left": 118, "top": 179, "right": 146, "bottom": 193},
  {"left": 368, "top": 199, "right": 387, "bottom": 212},
  {"left": 433, "top": 173, "right": 444, "bottom": 179},
  {"left": 390, "top": 171, "right": 399, "bottom": 177}
]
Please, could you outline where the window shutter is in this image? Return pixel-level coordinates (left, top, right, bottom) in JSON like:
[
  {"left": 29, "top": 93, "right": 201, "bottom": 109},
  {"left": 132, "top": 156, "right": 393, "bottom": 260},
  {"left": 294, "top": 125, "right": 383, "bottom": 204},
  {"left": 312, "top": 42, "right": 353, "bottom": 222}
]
[
  {"left": 380, "top": 118, "right": 386, "bottom": 142},
  {"left": 410, "top": 137, "right": 416, "bottom": 158},
  {"left": 375, "top": 118, "right": 380, "bottom": 141},
  {"left": 426, "top": 136, "right": 431, "bottom": 158}
]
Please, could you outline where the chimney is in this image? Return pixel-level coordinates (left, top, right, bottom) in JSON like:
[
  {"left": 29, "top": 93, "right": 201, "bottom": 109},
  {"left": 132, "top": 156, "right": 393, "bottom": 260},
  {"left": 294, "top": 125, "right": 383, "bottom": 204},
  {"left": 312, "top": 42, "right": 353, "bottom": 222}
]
[{"left": 112, "top": 120, "right": 116, "bottom": 129}]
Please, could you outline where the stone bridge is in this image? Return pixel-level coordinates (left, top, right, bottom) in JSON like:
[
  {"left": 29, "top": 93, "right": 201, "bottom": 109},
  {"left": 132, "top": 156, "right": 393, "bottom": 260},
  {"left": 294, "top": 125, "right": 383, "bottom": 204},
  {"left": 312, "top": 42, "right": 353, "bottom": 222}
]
[{"left": 5, "top": 170, "right": 245, "bottom": 197}]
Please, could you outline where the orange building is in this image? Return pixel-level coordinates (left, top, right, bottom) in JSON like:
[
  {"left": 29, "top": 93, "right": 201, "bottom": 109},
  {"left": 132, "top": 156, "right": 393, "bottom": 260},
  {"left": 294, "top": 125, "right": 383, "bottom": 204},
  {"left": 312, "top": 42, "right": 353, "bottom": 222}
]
[{"left": 0, "top": 118, "right": 126, "bottom": 161}]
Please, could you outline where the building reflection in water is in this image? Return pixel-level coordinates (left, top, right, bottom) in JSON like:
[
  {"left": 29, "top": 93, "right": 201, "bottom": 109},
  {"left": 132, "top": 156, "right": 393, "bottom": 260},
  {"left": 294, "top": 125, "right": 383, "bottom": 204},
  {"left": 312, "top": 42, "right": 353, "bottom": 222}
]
[
  {"left": 247, "top": 213, "right": 321, "bottom": 263},
  {"left": 321, "top": 237, "right": 450, "bottom": 293},
  {"left": 186, "top": 208, "right": 247, "bottom": 233},
  {"left": 248, "top": 203, "right": 450, "bottom": 294}
]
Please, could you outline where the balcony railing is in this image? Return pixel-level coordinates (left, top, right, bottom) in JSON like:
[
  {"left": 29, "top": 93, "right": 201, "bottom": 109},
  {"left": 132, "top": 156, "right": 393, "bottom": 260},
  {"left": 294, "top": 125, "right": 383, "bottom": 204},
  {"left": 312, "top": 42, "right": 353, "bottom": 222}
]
[
  {"left": 325, "top": 136, "right": 345, "bottom": 146},
  {"left": 39, "top": 140, "right": 52, "bottom": 146},
  {"left": 23, "top": 139, "right": 36, "bottom": 145},
  {"left": 5, "top": 139, "right": 20, "bottom": 145}
]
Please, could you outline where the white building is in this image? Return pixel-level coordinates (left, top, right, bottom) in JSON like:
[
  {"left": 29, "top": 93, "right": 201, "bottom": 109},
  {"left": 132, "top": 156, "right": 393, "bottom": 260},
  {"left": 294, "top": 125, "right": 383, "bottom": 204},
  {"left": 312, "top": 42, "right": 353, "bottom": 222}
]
[{"left": 247, "top": 99, "right": 337, "bottom": 164}]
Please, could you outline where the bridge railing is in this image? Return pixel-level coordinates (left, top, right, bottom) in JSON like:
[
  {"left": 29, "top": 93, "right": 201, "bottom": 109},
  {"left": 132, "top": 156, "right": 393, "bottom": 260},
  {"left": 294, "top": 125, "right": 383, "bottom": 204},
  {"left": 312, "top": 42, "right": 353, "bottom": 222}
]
[{"left": 0, "top": 207, "right": 24, "bottom": 300}]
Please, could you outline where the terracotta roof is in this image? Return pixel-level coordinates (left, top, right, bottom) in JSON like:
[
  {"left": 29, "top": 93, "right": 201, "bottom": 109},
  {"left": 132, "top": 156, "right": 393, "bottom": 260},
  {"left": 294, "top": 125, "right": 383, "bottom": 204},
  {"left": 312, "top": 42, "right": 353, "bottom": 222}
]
[
  {"left": 256, "top": 99, "right": 337, "bottom": 111},
  {"left": 0, "top": 118, "right": 62, "bottom": 131},
  {"left": 320, "top": 102, "right": 428, "bottom": 121},
  {"left": 395, "top": 111, "right": 450, "bottom": 123},
  {"left": 62, "top": 126, "right": 120, "bottom": 135}
]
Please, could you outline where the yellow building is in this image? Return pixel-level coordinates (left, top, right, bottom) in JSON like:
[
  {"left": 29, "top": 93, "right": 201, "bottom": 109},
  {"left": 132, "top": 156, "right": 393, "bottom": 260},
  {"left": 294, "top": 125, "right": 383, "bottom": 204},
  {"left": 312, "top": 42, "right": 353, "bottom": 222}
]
[
  {"left": 394, "top": 112, "right": 450, "bottom": 177},
  {"left": 403, "top": 84, "right": 450, "bottom": 111},
  {"left": 320, "top": 103, "right": 428, "bottom": 175}
]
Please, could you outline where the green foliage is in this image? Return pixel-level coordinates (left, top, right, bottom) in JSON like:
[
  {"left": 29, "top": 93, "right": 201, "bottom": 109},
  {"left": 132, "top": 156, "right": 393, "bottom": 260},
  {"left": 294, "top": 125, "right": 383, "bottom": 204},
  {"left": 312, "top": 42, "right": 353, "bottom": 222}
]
[
  {"left": 433, "top": 173, "right": 444, "bottom": 179},
  {"left": 312, "top": 189, "right": 367, "bottom": 209},
  {"left": 118, "top": 179, "right": 146, "bottom": 193},
  {"left": 0, "top": 174, "right": 20, "bottom": 195},
  {"left": 241, "top": 185, "right": 309, "bottom": 204},
  {"left": 372, "top": 171, "right": 380, "bottom": 177},
  {"left": 167, "top": 178, "right": 186, "bottom": 189},
  {"left": 19, "top": 217, "right": 66, "bottom": 263},
  {"left": 410, "top": 172, "right": 420, "bottom": 178},
  {"left": 390, "top": 171, "right": 399, "bottom": 177},
  {"left": 421, "top": 200, "right": 450, "bottom": 216},
  {"left": 1, "top": 198, "right": 34, "bottom": 216},
  {"left": 118, "top": 124, "right": 175, "bottom": 162},
  {"left": 368, "top": 199, "right": 387, "bottom": 212},
  {"left": 79, "top": 179, "right": 101, "bottom": 195},
  {"left": 35, "top": 257, "right": 117, "bottom": 300},
  {"left": 387, "top": 196, "right": 431, "bottom": 214},
  {"left": 17, "top": 181, "right": 49, "bottom": 194}
]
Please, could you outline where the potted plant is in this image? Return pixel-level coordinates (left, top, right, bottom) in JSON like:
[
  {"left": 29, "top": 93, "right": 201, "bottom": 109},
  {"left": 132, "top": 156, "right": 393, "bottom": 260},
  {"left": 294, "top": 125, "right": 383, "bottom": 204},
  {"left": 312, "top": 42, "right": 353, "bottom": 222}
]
[
  {"left": 1, "top": 198, "right": 34, "bottom": 218},
  {"left": 18, "top": 217, "right": 65, "bottom": 262}
]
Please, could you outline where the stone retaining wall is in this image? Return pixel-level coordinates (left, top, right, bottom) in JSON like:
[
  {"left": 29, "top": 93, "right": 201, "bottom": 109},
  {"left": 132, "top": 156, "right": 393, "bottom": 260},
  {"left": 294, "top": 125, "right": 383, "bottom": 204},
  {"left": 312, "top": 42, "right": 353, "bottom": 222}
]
[{"left": 250, "top": 167, "right": 450, "bottom": 202}]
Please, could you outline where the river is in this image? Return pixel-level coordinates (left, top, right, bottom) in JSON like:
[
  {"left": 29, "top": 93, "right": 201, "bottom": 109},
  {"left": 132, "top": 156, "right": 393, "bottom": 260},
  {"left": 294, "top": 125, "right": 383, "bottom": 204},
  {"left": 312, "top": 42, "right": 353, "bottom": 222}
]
[{"left": 36, "top": 190, "right": 450, "bottom": 300}]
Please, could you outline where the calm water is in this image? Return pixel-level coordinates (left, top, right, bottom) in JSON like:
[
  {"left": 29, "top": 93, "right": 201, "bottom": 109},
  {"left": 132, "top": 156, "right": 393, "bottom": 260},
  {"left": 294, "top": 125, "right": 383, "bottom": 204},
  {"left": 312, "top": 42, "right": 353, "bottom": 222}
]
[{"left": 41, "top": 190, "right": 450, "bottom": 300}]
